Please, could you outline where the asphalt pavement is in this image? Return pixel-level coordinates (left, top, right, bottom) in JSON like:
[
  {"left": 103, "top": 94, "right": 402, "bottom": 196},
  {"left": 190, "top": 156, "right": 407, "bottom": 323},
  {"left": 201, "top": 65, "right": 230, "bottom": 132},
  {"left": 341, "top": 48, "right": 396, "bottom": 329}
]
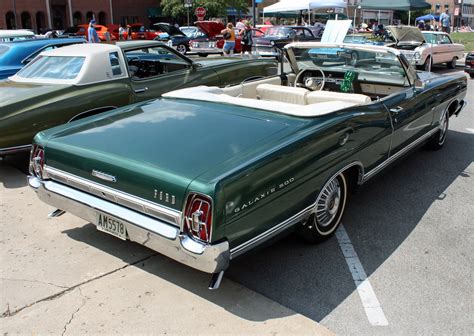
[{"left": 0, "top": 66, "right": 472, "bottom": 335}]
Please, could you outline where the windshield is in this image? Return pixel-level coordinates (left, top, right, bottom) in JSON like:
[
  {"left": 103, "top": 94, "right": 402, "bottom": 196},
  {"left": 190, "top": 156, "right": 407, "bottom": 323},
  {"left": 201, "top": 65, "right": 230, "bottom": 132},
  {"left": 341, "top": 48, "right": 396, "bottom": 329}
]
[
  {"left": 292, "top": 46, "right": 409, "bottom": 86},
  {"left": 266, "top": 27, "right": 294, "bottom": 38},
  {"left": 422, "top": 33, "right": 436, "bottom": 44},
  {"left": 16, "top": 55, "right": 85, "bottom": 80}
]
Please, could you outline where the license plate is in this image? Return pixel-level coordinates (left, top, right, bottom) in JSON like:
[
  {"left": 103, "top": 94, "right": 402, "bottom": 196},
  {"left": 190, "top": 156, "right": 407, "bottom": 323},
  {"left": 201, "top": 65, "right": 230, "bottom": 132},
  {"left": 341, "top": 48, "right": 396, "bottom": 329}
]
[{"left": 96, "top": 212, "right": 127, "bottom": 240}]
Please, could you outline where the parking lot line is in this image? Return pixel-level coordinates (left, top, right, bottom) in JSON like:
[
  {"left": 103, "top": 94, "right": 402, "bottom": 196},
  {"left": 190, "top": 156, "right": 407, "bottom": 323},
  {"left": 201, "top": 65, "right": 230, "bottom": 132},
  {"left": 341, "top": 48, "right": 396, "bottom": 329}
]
[{"left": 336, "top": 224, "right": 389, "bottom": 327}]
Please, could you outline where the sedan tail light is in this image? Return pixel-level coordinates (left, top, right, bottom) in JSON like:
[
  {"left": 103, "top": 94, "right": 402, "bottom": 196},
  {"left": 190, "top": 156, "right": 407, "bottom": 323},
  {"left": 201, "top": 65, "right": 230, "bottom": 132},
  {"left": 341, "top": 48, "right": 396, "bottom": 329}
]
[
  {"left": 183, "top": 193, "right": 213, "bottom": 243},
  {"left": 29, "top": 144, "right": 45, "bottom": 178}
]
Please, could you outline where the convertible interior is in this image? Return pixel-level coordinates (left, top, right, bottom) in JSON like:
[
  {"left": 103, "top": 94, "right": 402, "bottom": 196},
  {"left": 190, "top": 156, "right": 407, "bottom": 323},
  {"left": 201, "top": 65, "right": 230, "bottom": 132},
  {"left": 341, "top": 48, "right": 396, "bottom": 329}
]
[{"left": 163, "top": 67, "right": 410, "bottom": 117}]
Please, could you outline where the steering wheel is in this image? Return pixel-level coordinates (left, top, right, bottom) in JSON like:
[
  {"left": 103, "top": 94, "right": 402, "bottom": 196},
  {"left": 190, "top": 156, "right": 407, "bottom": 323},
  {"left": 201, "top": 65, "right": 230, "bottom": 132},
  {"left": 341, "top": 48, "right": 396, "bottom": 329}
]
[{"left": 294, "top": 65, "right": 326, "bottom": 91}]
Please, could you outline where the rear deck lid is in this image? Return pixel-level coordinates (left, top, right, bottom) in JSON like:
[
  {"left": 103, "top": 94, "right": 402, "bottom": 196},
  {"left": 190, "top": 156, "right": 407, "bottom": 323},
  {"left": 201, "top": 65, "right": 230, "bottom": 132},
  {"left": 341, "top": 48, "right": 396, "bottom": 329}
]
[{"left": 42, "top": 98, "right": 299, "bottom": 209}]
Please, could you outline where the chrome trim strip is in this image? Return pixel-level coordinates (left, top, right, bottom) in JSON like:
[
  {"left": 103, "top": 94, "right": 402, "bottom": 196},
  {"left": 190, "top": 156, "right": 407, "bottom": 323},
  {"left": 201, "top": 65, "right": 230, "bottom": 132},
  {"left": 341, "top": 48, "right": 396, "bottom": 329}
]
[
  {"left": 29, "top": 176, "right": 230, "bottom": 273},
  {"left": 0, "top": 144, "right": 31, "bottom": 156},
  {"left": 44, "top": 166, "right": 182, "bottom": 227},
  {"left": 230, "top": 161, "right": 364, "bottom": 258},
  {"left": 91, "top": 169, "right": 117, "bottom": 183},
  {"left": 362, "top": 127, "right": 438, "bottom": 182}
]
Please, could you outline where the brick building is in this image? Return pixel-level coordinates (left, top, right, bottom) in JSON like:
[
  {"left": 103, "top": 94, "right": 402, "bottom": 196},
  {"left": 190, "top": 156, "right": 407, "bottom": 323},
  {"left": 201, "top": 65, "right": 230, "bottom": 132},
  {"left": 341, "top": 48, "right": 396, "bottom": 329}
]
[{"left": 0, "top": 0, "right": 161, "bottom": 32}]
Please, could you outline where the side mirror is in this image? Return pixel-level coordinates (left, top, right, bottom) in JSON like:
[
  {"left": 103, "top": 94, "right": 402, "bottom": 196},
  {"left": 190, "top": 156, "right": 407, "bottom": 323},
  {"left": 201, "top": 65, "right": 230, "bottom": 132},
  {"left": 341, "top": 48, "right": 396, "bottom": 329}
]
[{"left": 414, "top": 78, "right": 425, "bottom": 90}]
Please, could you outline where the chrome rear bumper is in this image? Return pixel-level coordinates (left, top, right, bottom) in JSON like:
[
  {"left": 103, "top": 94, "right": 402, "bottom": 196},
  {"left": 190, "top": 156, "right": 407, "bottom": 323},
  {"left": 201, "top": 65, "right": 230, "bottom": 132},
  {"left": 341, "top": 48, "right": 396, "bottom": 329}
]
[{"left": 28, "top": 176, "right": 230, "bottom": 274}]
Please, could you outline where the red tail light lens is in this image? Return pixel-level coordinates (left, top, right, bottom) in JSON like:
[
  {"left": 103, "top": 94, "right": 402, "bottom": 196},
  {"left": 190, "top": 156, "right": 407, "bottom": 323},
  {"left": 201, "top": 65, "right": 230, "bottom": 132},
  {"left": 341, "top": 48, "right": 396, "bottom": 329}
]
[
  {"left": 29, "top": 145, "right": 45, "bottom": 178},
  {"left": 184, "top": 193, "right": 213, "bottom": 243}
]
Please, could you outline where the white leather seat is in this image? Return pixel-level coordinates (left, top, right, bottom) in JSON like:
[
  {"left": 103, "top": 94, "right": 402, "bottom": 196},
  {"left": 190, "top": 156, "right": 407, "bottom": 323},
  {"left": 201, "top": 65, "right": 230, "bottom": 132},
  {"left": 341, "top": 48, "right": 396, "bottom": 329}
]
[
  {"left": 256, "top": 84, "right": 308, "bottom": 105},
  {"left": 306, "top": 91, "right": 371, "bottom": 105}
]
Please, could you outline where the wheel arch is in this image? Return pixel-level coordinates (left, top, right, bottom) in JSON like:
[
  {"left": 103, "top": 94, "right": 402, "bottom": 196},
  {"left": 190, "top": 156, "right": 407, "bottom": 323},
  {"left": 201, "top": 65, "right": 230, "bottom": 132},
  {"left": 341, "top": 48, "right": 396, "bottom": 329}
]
[
  {"left": 339, "top": 161, "right": 364, "bottom": 192},
  {"left": 447, "top": 99, "right": 459, "bottom": 117}
]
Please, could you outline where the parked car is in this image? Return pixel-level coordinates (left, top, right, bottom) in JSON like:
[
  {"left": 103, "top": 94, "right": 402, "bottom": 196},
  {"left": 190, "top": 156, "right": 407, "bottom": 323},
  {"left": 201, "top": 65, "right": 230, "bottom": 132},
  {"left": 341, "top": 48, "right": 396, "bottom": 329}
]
[
  {"left": 464, "top": 51, "right": 474, "bottom": 78},
  {"left": 63, "top": 24, "right": 116, "bottom": 41},
  {"left": 189, "top": 21, "right": 225, "bottom": 56},
  {"left": 28, "top": 43, "right": 466, "bottom": 288},
  {"left": 106, "top": 24, "right": 128, "bottom": 40},
  {"left": 188, "top": 21, "right": 264, "bottom": 56},
  {"left": 386, "top": 26, "right": 464, "bottom": 70},
  {"left": 0, "top": 37, "right": 86, "bottom": 79},
  {"left": 0, "top": 40, "right": 277, "bottom": 156},
  {"left": 129, "top": 23, "right": 160, "bottom": 40},
  {"left": 253, "top": 26, "right": 319, "bottom": 57},
  {"left": 153, "top": 22, "right": 192, "bottom": 54},
  {"left": 0, "top": 29, "right": 35, "bottom": 42}
]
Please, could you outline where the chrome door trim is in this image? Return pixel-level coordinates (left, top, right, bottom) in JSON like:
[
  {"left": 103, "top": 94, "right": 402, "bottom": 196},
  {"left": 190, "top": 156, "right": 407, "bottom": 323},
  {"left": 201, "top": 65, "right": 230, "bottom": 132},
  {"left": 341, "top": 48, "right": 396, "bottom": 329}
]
[{"left": 362, "top": 127, "right": 438, "bottom": 182}]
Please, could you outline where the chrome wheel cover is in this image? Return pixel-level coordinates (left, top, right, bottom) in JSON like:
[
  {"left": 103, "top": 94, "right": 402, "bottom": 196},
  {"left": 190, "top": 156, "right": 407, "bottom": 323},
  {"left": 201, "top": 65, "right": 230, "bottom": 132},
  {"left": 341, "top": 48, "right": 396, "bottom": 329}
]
[
  {"left": 315, "top": 178, "right": 341, "bottom": 228},
  {"left": 177, "top": 44, "right": 187, "bottom": 54},
  {"left": 439, "top": 112, "right": 448, "bottom": 144}
]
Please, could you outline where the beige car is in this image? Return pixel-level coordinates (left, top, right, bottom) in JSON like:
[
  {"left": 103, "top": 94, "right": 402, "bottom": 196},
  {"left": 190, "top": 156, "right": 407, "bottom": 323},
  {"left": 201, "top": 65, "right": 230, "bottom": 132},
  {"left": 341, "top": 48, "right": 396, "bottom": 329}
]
[{"left": 387, "top": 26, "right": 464, "bottom": 71}]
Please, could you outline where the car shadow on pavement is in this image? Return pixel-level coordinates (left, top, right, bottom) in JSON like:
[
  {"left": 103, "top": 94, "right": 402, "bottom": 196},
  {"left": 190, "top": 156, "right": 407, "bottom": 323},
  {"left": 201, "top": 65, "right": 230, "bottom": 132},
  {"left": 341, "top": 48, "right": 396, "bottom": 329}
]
[
  {"left": 226, "top": 129, "right": 473, "bottom": 322},
  {"left": 0, "top": 153, "right": 30, "bottom": 189},
  {"left": 62, "top": 223, "right": 296, "bottom": 322}
]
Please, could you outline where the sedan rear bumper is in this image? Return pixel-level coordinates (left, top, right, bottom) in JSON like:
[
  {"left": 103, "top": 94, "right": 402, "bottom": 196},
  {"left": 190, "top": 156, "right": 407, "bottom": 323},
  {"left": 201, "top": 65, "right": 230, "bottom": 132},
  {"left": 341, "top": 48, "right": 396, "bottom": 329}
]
[{"left": 28, "top": 176, "right": 230, "bottom": 274}]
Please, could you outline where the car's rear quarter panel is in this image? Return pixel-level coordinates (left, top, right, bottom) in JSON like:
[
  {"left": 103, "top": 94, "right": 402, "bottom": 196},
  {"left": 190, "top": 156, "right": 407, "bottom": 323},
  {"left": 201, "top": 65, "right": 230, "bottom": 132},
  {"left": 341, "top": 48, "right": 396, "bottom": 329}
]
[{"left": 216, "top": 104, "right": 392, "bottom": 248}]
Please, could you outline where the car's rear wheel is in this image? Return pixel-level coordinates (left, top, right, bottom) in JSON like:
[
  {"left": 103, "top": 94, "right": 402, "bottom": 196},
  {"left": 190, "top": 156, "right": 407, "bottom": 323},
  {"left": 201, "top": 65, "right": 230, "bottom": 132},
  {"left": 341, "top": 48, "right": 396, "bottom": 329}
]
[
  {"left": 176, "top": 44, "right": 187, "bottom": 54},
  {"left": 427, "top": 108, "right": 449, "bottom": 150},
  {"left": 298, "top": 172, "right": 348, "bottom": 243},
  {"left": 447, "top": 57, "right": 457, "bottom": 69},
  {"left": 470, "top": 73, "right": 474, "bottom": 79}
]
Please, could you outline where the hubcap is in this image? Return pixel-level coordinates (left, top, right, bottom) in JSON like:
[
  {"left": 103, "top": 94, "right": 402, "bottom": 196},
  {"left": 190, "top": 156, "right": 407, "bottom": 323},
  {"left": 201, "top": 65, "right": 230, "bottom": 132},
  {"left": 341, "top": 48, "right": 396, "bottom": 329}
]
[
  {"left": 177, "top": 45, "right": 186, "bottom": 54},
  {"left": 315, "top": 178, "right": 341, "bottom": 227}
]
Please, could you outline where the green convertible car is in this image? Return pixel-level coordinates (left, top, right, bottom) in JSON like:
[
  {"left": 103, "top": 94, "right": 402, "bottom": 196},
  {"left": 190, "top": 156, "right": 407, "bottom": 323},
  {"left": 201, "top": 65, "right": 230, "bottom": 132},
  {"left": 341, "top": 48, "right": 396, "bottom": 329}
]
[
  {"left": 0, "top": 40, "right": 277, "bottom": 156},
  {"left": 28, "top": 42, "right": 467, "bottom": 289}
]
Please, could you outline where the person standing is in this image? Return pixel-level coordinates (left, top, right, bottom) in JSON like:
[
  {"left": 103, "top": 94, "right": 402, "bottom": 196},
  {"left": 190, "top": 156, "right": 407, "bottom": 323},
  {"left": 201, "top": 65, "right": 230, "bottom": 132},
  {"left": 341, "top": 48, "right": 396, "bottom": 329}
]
[
  {"left": 88, "top": 20, "right": 100, "bottom": 43},
  {"left": 239, "top": 21, "right": 253, "bottom": 57},
  {"left": 439, "top": 9, "right": 451, "bottom": 33},
  {"left": 221, "top": 23, "right": 235, "bottom": 56},
  {"left": 118, "top": 25, "right": 125, "bottom": 40}
]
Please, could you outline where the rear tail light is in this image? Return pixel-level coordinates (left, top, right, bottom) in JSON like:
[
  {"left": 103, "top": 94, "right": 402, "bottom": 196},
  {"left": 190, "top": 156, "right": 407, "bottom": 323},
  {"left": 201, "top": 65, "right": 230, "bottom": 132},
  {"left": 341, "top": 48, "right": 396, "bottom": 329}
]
[
  {"left": 184, "top": 193, "right": 213, "bottom": 243},
  {"left": 29, "top": 144, "right": 45, "bottom": 178}
]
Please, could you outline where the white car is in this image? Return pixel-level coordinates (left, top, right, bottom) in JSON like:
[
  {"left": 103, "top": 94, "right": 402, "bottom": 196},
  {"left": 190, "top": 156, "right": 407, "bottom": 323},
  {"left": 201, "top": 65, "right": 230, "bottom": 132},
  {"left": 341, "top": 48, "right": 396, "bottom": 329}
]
[
  {"left": 0, "top": 29, "right": 35, "bottom": 42},
  {"left": 387, "top": 26, "right": 464, "bottom": 70}
]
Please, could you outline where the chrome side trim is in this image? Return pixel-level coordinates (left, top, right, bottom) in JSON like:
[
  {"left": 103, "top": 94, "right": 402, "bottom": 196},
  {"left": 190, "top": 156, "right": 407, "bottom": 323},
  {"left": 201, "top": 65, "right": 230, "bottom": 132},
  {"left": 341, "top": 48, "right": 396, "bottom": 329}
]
[
  {"left": 230, "top": 161, "right": 364, "bottom": 259},
  {"left": 44, "top": 166, "right": 181, "bottom": 227},
  {"left": 362, "top": 127, "right": 438, "bottom": 182},
  {"left": 0, "top": 144, "right": 31, "bottom": 156},
  {"left": 29, "top": 176, "right": 230, "bottom": 274}
]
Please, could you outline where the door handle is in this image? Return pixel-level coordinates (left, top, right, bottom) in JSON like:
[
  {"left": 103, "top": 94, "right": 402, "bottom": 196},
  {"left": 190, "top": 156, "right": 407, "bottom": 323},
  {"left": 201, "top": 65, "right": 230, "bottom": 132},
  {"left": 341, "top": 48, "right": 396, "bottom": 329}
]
[
  {"left": 134, "top": 87, "right": 148, "bottom": 93},
  {"left": 390, "top": 106, "right": 403, "bottom": 114}
]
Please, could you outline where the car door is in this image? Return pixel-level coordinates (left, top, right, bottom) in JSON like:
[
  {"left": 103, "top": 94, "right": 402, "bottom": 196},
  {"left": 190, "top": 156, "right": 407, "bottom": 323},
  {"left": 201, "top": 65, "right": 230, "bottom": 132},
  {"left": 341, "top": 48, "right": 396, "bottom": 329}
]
[
  {"left": 125, "top": 45, "right": 220, "bottom": 101},
  {"left": 435, "top": 34, "right": 453, "bottom": 63},
  {"left": 297, "top": 28, "right": 315, "bottom": 42},
  {"left": 380, "top": 56, "right": 434, "bottom": 155}
]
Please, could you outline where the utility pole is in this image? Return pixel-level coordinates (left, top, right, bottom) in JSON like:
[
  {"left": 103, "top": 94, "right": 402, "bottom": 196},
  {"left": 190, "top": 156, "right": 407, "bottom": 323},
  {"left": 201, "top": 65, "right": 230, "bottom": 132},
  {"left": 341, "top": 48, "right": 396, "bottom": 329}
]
[
  {"left": 184, "top": 0, "right": 192, "bottom": 27},
  {"left": 252, "top": 0, "right": 256, "bottom": 25},
  {"left": 12, "top": 0, "right": 17, "bottom": 28}
]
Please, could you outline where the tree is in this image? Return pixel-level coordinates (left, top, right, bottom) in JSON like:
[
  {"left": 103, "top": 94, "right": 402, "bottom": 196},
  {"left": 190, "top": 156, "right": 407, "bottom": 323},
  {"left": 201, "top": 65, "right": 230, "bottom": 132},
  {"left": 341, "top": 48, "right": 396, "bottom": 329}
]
[{"left": 161, "top": 0, "right": 249, "bottom": 20}]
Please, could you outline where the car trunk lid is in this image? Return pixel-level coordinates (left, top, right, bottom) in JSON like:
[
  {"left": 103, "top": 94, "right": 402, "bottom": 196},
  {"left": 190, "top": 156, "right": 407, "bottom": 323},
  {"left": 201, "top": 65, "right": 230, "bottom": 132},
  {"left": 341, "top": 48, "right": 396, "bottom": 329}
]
[
  {"left": 42, "top": 98, "right": 303, "bottom": 211},
  {"left": 195, "top": 21, "right": 225, "bottom": 39}
]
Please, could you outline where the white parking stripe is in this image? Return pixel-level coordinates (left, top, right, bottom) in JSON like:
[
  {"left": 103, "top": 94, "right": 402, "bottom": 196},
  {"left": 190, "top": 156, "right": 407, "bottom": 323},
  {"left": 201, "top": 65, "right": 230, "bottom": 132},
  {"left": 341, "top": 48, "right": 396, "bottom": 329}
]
[
  {"left": 336, "top": 224, "right": 389, "bottom": 326},
  {"left": 466, "top": 128, "right": 474, "bottom": 134}
]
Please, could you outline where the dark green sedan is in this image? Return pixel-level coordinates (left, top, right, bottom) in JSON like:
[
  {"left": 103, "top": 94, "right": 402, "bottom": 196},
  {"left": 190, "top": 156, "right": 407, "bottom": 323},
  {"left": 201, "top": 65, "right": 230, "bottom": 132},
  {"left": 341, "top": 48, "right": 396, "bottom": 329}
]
[
  {"left": 0, "top": 40, "right": 277, "bottom": 156},
  {"left": 28, "top": 43, "right": 467, "bottom": 289}
]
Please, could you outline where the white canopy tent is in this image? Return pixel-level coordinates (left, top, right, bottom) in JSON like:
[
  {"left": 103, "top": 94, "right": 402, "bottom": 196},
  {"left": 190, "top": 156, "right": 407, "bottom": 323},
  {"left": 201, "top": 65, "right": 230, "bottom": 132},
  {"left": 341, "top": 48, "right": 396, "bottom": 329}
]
[
  {"left": 262, "top": 0, "right": 348, "bottom": 25},
  {"left": 263, "top": 0, "right": 347, "bottom": 13}
]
